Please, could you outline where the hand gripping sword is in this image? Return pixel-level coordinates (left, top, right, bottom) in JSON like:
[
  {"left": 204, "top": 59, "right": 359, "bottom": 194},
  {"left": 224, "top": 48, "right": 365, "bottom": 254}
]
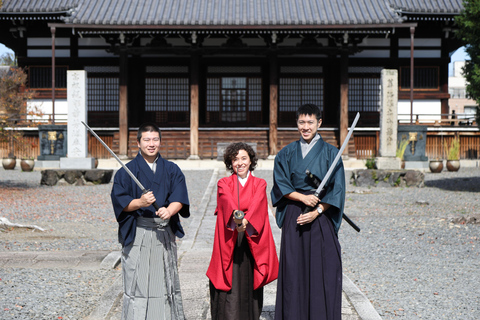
[
  {"left": 302, "top": 112, "right": 361, "bottom": 232},
  {"left": 81, "top": 121, "right": 160, "bottom": 211}
]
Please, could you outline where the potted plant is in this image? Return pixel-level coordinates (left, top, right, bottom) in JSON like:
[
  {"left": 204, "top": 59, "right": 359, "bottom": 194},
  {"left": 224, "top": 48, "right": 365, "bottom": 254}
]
[
  {"left": 444, "top": 136, "right": 460, "bottom": 172},
  {"left": 20, "top": 156, "right": 35, "bottom": 172},
  {"left": 396, "top": 139, "right": 409, "bottom": 169},
  {"left": 429, "top": 158, "right": 444, "bottom": 173}
]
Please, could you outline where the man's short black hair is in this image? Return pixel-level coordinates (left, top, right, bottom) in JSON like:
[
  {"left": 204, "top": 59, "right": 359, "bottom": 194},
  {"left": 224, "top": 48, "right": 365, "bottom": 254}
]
[
  {"left": 296, "top": 103, "right": 322, "bottom": 121},
  {"left": 137, "top": 122, "right": 161, "bottom": 142}
]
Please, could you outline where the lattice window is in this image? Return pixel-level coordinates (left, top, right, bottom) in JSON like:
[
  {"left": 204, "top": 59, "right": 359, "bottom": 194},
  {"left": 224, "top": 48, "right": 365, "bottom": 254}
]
[
  {"left": 145, "top": 78, "right": 189, "bottom": 112},
  {"left": 144, "top": 77, "right": 189, "bottom": 124},
  {"left": 28, "top": 66, "right": 68, "bottom": 88},
  {"left": 278, "top": 77, "right": 324, "bottom": 125},
  {"left": 348, "top": 77, "right": 381, "bottom": 112},
  {"left": 399, "top": 66, "right": 439, "bottom": 90},
  {"left": 87, "top": 77, "right": 119, "bottom": 112},
  {"left": 206, "top": 77, "right": 262, "bottom": 125}
]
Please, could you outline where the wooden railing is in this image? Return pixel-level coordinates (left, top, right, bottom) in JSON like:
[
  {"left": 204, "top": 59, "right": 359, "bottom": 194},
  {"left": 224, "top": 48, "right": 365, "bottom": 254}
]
[
  {"left": 2, "top": 128, "right": 480, "bottom": 161},
  {"left": 398, "top": 113, "right": 477, "bottom": 127}
]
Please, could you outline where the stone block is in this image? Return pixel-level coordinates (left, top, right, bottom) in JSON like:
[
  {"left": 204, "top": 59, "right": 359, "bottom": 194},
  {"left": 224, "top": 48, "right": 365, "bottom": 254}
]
[
  {"left": 64, "top": 170, "right": 83, "bottom": 184},
  {"left": 40, "top": 170, "right": 59, "bottom": 186},
  {"left": 84, "top": 169, "right": 113, "bottom": 184},
  {"left": 40, "top": 169, "right": 113, "bottom": 186},
  {"left": 351, "top": 169, "right": 425, "bottom": 188}
]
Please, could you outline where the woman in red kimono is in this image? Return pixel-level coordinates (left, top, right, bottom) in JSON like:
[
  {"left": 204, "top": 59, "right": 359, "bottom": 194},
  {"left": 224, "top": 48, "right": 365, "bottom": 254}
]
[{"left": 207, "top": 142, "right": 279, "bottom": 320}]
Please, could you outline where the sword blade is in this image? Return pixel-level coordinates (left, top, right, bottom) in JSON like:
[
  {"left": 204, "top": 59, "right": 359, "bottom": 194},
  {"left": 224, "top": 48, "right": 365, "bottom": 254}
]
[
  {"left": 314, "top": 112, "right": 360, "bottom": 197},
  {"left": 81, "top": 121, "right": 147, "bottom": 193}
]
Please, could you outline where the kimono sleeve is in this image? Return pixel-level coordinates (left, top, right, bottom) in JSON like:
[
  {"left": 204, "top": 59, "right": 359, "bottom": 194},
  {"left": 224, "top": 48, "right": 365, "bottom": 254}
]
[
  {"left": 320, "top": 147, "right": 346, "bottom": 234},
  {"left": 110, "top": 166, "right": 138, "bottom": 246},
  {"left": 271, "top": 146, "right": 296, "bottom": 228},
  {"left": 243, "top": 178, "right": 268, "bottom": 236},
  {"left": 216, "top": 178, "right": 237, "bottom": 228},
  {"left": 166, "top": 163, "right": 190, "bottom": 218}
]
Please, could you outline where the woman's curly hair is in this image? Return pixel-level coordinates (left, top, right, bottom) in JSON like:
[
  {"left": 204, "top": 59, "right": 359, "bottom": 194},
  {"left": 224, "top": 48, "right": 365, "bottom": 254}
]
[{"left": 223, "top": 142, "right": 258, "bottom": 173}]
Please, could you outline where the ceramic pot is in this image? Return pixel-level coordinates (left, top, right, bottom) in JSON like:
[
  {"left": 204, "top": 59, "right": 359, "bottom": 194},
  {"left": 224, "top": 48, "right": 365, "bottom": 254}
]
[
  {"left": 2, "top": 158, "right": 16, "bottom": 170},
  {"left": 20, "top": 159, "right": 35, "bottom": 172},
  {"left": 446, "top": 160, "right": 460, "bottom": 172},
  {"left": 429, "top": 160, "right": 443, "bottom": 173}
]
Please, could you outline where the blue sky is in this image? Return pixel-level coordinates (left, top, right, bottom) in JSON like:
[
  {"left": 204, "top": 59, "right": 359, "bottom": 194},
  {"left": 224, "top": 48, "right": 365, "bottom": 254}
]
[{"left": 0, "top": 43, "right": 471, "bottom": 76}]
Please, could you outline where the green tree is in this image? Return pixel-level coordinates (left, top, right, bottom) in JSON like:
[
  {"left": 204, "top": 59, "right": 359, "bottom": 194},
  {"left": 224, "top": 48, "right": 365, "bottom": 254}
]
[
  {"left": 0, "top": 52, "right": 16, "bottom": 66},
  {"left": 456, "top": 0, "right": 480, "bottom": 127}
]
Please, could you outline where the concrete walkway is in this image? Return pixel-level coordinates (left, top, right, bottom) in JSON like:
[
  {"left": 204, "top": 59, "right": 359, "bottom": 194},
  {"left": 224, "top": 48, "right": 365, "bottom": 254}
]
[{"left": 84, "top": 167, "right": 381, "bottom": 320}]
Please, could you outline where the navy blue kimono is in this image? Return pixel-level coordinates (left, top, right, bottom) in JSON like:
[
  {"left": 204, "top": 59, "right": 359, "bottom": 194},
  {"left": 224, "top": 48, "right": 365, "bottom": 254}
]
[
  {"left": 271, "top": 136, "right": 345, "bottom": 320},
  {"left": 111, "top": 153, "right": 190, "bottom": 247}
]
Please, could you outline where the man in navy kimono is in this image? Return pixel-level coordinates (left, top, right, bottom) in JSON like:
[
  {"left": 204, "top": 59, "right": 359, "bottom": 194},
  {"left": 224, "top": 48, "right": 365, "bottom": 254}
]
[
  {"left": 111, "top": 122, "right": 190, "bottom": 320},
  {"left": 271, "top": 104, "right": 345, "bottom": 320}
]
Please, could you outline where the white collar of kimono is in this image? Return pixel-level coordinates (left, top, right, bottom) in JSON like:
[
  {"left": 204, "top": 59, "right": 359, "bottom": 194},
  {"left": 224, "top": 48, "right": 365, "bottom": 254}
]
[
  {"left": 142, "top": 153, "right": 160, "bottom": 174},
  {"left": 237, "top": 171, "right": 250, "bottom": 187},
  {"left": 300, "top": 133, "right": 320, "bottom": 158}
]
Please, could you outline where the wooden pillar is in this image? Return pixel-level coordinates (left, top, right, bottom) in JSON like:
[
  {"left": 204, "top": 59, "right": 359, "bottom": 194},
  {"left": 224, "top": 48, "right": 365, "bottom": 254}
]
[
  {"left": 440, "top": 37, "right": 450, "bottom": 119},
  {"left": 339, "top": 51, "right": 349, "bottom": 154},
  {"left": 119, "top": 49, "right": 128, "bottom": 158},
  {"left": 51, "top": 26, "right": 56, "bottom": 124},
  {"left": 189, "top": 54, "right": 200, "bottom": 159},
  {"left": 269, "top": 54, "right": 278, "bottom": 157},
  {"left": 410, "top": 26, "right": 415, "bottom": 124}
]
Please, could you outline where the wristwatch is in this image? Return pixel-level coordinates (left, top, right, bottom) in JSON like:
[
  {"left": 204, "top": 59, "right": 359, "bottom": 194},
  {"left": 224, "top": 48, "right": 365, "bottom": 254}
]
[{"left": 317, "top": 206, "right": 323, "bottom": 215}]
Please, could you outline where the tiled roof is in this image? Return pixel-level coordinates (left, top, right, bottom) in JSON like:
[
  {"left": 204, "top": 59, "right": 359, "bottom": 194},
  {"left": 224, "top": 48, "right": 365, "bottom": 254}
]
[
  {"left": 0, "top": 0, "right": 78, "bottom": 13},
  {"left": 0, "top": 0, "right": 464, "bottom": 26},
  {"left": 389, "top": 0, "right": 464, "bottom": 15},
  {"left": 64, "top": 0, "right": 402, "bottom": 25}
]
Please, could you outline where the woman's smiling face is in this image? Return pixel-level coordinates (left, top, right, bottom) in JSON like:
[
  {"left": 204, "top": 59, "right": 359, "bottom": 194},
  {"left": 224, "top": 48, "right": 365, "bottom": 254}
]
[{"left": 232, "top": 149, "right": 251, "bottom": 179}]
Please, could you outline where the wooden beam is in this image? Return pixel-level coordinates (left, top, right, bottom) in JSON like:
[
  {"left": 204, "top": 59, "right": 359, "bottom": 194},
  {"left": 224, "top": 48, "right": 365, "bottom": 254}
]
[
  {"left": 119, "top": 49, "right": 128, "bottom": 158},
  {"left": 51, "top": 26, "right": 56, "bottom": 124},
  {"left": 340, "top": 51, "right": 349, "bottom": 155},
  {"left": 189, "top": 54, "right": 200, "bottom": 159},
  {"left": 410, "top": 26, "right": 415, "bottom": 124},
  {"left": 269, "top": 54, "right": 278, "bottom": 156},
  {"left": 48, "top": 22, "right": 418, "bottom": 31}
]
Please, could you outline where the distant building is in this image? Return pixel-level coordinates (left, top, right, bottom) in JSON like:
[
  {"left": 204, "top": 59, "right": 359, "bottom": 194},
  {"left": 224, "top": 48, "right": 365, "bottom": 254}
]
[{"left": 449, "top": 61, "right": 478, "bottom": 123}]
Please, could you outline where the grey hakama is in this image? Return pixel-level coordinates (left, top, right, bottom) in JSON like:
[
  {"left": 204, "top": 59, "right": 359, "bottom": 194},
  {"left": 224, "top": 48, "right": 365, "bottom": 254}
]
[{"left": 121, "top": 217, "right": 185, "bottom": 320}]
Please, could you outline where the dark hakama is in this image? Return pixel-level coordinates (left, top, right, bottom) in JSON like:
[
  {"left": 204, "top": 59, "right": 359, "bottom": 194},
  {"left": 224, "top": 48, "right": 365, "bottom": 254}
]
[
  {"left": 274, "top": 199, "right": 342, "bottom": 320},
  {"left": 209, "top": 232, "right": 263, "bottom": 320}
]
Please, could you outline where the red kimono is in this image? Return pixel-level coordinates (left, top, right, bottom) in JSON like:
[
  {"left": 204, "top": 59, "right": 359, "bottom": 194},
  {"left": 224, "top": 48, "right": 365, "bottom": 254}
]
[{"left": 207, "top": 173, "right": 279, "bottom": 291}]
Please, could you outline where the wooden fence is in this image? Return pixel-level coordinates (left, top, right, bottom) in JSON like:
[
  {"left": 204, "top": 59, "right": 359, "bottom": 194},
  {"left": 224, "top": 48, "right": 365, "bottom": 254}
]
[{"left": 2, "top": 130, "right": 480, "bottom": 160}]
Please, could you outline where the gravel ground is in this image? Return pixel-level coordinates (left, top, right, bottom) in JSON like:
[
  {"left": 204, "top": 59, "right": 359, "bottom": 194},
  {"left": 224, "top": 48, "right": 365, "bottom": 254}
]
[
  {"left": 1, "top": 166, "right": 479, "bottom": 320},
  {"left": 338, "top": 168, "right": 480, "bottom": 320},
  {"left": 0, "top": 167, "right": 212, "bottom": 320},
  {"left": 257, "top": 168, "right": 480, "bottom": 320}
]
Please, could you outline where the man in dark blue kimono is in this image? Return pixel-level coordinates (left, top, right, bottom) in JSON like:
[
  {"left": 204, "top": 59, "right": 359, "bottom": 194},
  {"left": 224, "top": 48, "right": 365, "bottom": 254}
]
[
  {"left": 111, "top": 122, "right": 190, "bottom": 320},
  {"left": 271, "top": 104, "right": 345, "bottom": 320}
]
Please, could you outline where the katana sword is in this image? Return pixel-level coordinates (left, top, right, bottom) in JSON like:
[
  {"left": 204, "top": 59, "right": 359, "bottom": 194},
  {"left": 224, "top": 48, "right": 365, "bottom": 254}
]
[
  {"left": 302, "top": 112, "right": 360, "bottom": 231},
  {"left": 306, "top": 169, "right": 360, "bottom": 232},
  {"left": 81, "top": 121, "right": 160, "bottom": 211}
]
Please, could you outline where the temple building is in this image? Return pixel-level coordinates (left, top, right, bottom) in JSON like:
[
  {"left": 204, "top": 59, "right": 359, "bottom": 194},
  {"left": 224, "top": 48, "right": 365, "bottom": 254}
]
[{"left": 0, "top": 0, "right": 466, "bottom": 160}]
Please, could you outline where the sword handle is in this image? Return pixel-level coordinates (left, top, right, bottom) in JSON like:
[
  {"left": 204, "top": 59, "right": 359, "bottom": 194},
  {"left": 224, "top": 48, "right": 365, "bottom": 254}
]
[
  {"left": 142, "top": 189, "right": 160, "bottom": 211},
  {"left": 302, "top": 190, "right": 321, "bottom": 214}
]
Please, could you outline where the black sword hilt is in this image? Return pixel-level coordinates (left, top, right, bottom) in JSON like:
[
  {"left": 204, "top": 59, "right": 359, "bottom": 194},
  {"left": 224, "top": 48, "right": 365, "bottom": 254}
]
[
  {"left": 303, "top": 170, "right": 322, "bottom": 214},
  {"left": 304, "top": 169, "right": 361, "bottom": 232},
  {"left": 142, "top": 189, "right": 160, "bottom": 211}
]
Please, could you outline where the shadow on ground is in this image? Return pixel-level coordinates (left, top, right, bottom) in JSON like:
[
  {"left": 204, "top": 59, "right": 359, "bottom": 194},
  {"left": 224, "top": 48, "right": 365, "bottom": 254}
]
[
  {"left": 425, "top": 176, "right": 480, "bottom": 192},
  {"left": 0, "top": 180, "right": 40, "bottom": 189}
]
